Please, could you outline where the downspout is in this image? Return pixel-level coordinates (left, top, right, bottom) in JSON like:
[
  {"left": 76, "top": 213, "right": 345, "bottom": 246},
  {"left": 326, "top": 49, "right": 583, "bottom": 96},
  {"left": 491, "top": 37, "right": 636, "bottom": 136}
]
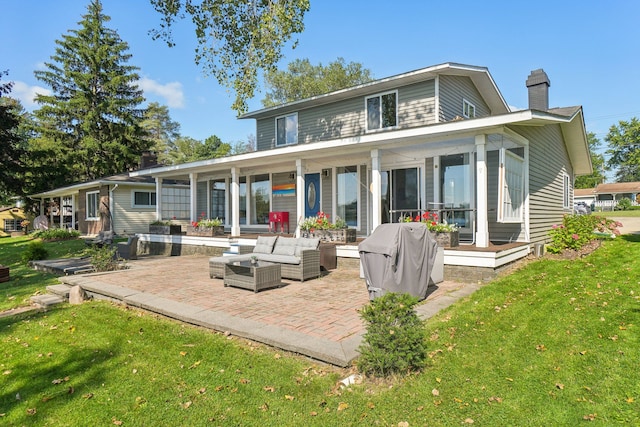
[{"left": 109, "top": 184, "right": 119, "bottom": 233}]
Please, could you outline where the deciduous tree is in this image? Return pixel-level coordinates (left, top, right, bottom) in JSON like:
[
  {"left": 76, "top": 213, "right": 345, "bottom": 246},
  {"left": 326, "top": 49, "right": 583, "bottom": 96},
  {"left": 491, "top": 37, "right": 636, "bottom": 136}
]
[
  {"left": 262, "top": 57, "right": 374, "bottom": 107},
  {"left": 33, "top": 0, "right": 149, "bottom": 186},
  {"left": 575, "top": 132, "right": 607, "bottom": 188},
  {"left": 149, "top": 0, "right": 310, "bottom": 113},
  {"left": 606, "top": 117, "right": 640, "bottom": 182}
]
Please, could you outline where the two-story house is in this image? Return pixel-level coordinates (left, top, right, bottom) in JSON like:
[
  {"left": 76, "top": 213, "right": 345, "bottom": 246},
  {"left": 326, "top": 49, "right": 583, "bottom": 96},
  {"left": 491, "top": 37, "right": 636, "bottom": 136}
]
[{"left": 132, "top": 63, "right": 591, "bottom": 275}]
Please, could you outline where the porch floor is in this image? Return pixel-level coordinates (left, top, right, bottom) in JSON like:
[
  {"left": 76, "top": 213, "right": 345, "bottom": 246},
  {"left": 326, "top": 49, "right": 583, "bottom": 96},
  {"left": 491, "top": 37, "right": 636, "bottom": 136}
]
[{"left": 57, "top": 255, "right": 483, "bottom": 366}]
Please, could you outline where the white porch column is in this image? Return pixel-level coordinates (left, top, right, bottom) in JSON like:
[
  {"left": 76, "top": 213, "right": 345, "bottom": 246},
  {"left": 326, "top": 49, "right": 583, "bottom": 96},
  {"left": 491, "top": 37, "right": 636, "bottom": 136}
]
[
  {"left": 70, "top": 194, "right": 76, "bottom": 230},
  {"left": 230, "top": 167, "right": 241, "bottom": 236},
  {"left": 155, "top": 178, "right": 163, "bottom": 221},
  {"left": 189, "top": 173, "right": 198, "bottom": 222},
  {"left": 371, "top": 149, "right": 382, "bottom": 233},
  {"left": 475, "top": 134, "right": 489, "bottom": 247},
  {"left": 433, "top": 155, "right": 440, "bottom": 205},
  {"left": 295, "top": 159, "right": 305, "bottom": 237}
]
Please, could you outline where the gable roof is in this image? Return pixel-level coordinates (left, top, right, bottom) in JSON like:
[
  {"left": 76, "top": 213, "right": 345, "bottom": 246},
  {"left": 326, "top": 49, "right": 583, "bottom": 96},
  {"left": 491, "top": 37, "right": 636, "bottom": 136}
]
[
  {"left": 595, "top": 182, "right": 640, "bottom": 194},
  {"left": 240, "top": 62, "right": 510, "bottom": 120},
  {"left": 29, "top": 172, "right": 158, "bottom": 199}
]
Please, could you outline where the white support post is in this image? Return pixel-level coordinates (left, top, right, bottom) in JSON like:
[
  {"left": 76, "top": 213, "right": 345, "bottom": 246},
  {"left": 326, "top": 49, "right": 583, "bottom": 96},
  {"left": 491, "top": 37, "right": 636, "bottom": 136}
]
[
  {"left": 189, "top": 173, "right": 198, "bottom": 223},
  {"left": 433, "top": 155, "right": 440, "bottom": 205},
  {"left": 475, "top": 134, "right": 489, "bottom": 247},
  {"left": 230, "top": 167, "right": 240, "bottom": 236},
  {"left": 371, "top": 149, "right": 382, "bottom": 233},
  {"left": 295, "top": 159, "right": 305, "bottom": 237},
  {"left": 155, "top": 178, "right": 163, "bottom": 221}
]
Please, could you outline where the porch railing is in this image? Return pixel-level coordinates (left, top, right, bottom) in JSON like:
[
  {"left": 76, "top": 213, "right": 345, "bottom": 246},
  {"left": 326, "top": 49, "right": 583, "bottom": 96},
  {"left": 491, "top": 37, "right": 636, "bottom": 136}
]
[{"left": 388, "top": 207, "right": 477, "bottom": 244}]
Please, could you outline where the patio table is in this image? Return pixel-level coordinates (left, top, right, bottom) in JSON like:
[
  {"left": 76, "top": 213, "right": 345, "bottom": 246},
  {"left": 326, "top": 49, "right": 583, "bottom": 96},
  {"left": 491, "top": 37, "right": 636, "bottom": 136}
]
[{"left": 223, "top": 260, "right": 281, "bottom": 293}]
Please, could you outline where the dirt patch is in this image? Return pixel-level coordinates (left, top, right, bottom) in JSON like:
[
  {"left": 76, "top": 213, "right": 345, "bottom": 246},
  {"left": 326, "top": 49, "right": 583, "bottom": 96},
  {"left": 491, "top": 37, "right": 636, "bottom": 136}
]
[{"left": 543, "top": 239, "right": 603, "bottom": 260}]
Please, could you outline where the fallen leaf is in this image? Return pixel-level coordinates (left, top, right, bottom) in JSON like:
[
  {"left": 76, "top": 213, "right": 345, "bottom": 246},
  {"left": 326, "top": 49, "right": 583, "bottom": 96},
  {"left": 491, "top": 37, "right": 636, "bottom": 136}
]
[
  {"left": 27, "top": 408, "right": 36, "bottom": 415},
  {"left": 181, "top": 400, "right": 192, "bottom": 409},
  {"left": 398, "top": 422, "right": 409, "bottom": 427},
  {"left": 337, "top": 402, "right": 349, "bottom": 411},
  {"left": 285, "top": 395, "right": 295, "bottom": 401},
  {"left": 179, "top": 351, "right": 187, "bottom": 356},
  {"left": 2, "top": 370, "right": 11, "bottom": 375},
  {"left": 464, "top": 418, "right": 474, "bottom": 424},
  {"left": 555, "top": 383, "right": 564, "bottom": 390},
  {"left": 435, "top": 377, "right": 441, "bottom": 383},
  {"left": 263, "top": 386, "right": 275, "bottom": 392},
  {"left": 259, "top": 403, "right": 269, "bottom": 411},
  {"left": 626, "top": 397, "right": 634, "bottom": 403},
  {"left": 310, "top": 411, "right": 318, "bottom": 416},
  {"left": 83, "top": 393, "right": 94, "bottom": 399},
  {"left": 239, "top": 378, "right": 250, "bottom": 384},
  {"left": 506, "top": 378, "right": 513, "bottom": 382},
  {"left": 188, "top": 360, "right": 201, "bottom": 369},
  {"left": 112, "top": 418, "right": 123, "bottom": 425},
  {"left": 583, "top": 413, "right": 597, "bottom": 421},
  {"left": 432, "top": 389, "right": 440, "bottom": 396},
  {"left": 197, "top": 388, "right": 206, "bottom": 394}
]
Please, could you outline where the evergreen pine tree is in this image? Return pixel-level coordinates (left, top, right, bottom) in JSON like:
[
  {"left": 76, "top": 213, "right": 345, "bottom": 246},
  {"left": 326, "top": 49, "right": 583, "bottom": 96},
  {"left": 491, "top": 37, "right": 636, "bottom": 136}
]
[
  {"left": 0, "top": 71, "right": 26, "bottom": 203},
  {"left": 32, "top": 0, "right": 149, "bottom": 185}
]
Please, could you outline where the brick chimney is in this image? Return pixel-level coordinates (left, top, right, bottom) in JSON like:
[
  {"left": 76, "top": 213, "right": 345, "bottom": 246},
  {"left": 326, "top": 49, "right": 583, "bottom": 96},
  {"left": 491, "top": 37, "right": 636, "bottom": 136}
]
[
  {"left": 526, "top": 69, "right": 550, "bottom": 111},
  {"left": 139, "top": 151, "right": 158, "bottom": 169}
]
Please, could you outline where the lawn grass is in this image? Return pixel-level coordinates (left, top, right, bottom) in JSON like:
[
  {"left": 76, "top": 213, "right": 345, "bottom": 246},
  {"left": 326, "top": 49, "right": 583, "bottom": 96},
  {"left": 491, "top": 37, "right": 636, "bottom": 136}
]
[
  {"left": 0, "top": 236, "right": 89, "bottom": 311},
  {"left": 598, "top": 209, "right": 640, "bottom": 218},
  {"left": 1, "top": 235, "right": 639, "bottom": 425}
]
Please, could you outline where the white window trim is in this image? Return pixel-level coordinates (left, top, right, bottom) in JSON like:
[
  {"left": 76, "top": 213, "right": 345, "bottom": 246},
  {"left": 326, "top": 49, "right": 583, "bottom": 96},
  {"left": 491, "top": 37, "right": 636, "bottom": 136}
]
[
  {"left": 86, "top": 190, "right": 100, "bottom": 221},
  {"left": 365, "top": 90, "right": 399, "bottom": 132},
  {"left": 462, "top": 98, "right": 476, "bottom": 118},
  {"left": 132, "top": 190, "right": 156, "bottom": 209},
  {"left": 497, "top": 148, "right": 525, "bottom": 223},
  {"left": 275, "top": 112, "right": 298, "bottom": 146}
]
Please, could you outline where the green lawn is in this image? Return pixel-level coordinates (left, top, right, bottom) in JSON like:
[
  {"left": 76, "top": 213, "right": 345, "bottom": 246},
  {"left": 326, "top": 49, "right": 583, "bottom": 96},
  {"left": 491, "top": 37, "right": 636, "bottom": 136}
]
[
  {"left": 0, "top": 236, "right": 88, "bottom": 311},
  {"left": 1, "top": 235, "right": 639, "bottom": 425},
  {"left": 598, "top": 209, "right": 640, "bottom": 218}
]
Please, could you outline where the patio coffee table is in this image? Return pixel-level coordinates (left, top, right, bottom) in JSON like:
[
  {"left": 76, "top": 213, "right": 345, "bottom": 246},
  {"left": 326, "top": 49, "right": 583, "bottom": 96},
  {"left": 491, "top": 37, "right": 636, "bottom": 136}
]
[{"left": 223, "top": 260, "right": 282, "bottom": 293}]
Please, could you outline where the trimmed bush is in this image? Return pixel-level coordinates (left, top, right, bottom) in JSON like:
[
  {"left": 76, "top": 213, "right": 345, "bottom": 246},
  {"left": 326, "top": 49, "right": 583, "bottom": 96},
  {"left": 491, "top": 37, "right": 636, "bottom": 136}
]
[
  {"left": 21, "top": 240, "right": 48, "bottom": 262},
  {"left": 357, "top": 292, "right": 428, "bottom": 377},
  {"left": 86, "top": 245, "right": 122, "bottom": 272},
  {"left": 32, "top": 228, "right": 80, "bottom": 241},
  {"left": 547, "top": 214, "right": 622, "bottom": 254}
]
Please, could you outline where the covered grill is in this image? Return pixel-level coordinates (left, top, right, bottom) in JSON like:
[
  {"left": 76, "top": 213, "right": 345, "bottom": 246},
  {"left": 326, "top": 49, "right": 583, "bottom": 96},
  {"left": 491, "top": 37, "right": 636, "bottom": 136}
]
[{"left": 359, "top": 223, "right": 439, "bottom": 300}]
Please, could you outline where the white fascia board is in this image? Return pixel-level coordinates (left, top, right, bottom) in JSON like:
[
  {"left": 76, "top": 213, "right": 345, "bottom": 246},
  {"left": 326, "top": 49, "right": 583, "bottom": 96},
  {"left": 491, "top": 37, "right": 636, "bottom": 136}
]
[{"left": 134, "top": 110, "right": 573, "bottom": 179}]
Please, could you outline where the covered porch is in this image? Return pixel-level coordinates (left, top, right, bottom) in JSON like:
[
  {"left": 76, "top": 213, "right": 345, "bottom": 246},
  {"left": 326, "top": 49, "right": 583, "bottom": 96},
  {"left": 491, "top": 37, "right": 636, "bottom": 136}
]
[{"left": 131, "top": 120, "right": 534, "bottom": 268}]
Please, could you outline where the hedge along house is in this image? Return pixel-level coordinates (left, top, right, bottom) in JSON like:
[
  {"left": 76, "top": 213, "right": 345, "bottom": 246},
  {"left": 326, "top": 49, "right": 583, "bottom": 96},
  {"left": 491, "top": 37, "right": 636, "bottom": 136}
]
[
  {"left": 131, "top": 63, "right": 591, "bottom": 276},
  {"left": 30, "top": 154, "right": 191, "bottom": 236}
]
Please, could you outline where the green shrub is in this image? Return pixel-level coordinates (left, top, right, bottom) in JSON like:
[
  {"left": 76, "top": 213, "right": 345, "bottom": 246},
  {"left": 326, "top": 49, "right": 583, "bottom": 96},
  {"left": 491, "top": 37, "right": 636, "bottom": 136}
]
[
  {"left": 86, "top": 245, "right": 122, "bottom": 272},
  {"left": 21, "top": 240, "right": 48, "bottom": 262},
  {"left": 616, "top": 197, "right": 633, "bottom": 211},
  {"left": 547, "top": 214, "right": 622, "bottom": 254},
  {"left": 32, "top": 228, "right": 80, "bottom": 241},
  {"left": 357, "top": 292, "right": 428, "bottom": 377}
]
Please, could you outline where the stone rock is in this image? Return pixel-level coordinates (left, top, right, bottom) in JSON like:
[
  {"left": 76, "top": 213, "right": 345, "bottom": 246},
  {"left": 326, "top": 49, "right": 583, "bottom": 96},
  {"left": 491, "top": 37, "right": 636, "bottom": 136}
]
[{"left": 68, "top": 285, "right": 86, "bottom": 305}]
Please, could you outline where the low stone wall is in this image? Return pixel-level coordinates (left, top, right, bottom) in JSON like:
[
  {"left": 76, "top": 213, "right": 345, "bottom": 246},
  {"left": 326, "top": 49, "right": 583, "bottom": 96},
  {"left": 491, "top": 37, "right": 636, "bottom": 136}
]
[{"left": 138, "top": 241, "right": 225, "bottom": 257}]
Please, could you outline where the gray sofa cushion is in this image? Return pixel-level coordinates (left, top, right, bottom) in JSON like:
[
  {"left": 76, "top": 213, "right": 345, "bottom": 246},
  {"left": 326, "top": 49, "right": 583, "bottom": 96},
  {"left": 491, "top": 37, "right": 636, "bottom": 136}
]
[
  {"left": 209, "top": 254, "right": 253, "bottom": 264},
  {"left": 253, "top": 235, "right": 278, "bottom": 254},
  {"left": 295, "top": 237, "right": 321, "bottom": 257},
  {"left": 258, "top": 253, "right": 301, "bottom": 265},
  {"left": 272, "top": 237, "right": 297, "bottom": 256}
]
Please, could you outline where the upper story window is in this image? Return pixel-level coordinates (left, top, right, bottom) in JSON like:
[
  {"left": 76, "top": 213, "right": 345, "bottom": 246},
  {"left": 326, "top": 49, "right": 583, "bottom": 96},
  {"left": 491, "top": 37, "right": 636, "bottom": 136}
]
[
  {"left": 276, "top": 113, "right": 298, "bottom": 146},
  {"left": 86, "top": 191, "right": 99, "bottom": 220},
  {"left": 366, "top": 91, "right": 397, "bottom": 131},
  {"left": 462, "top": 99, "right": 476, "bottom": 118},
  {"left": 133, "top": 191, "right": 156, "bottom": 208}
]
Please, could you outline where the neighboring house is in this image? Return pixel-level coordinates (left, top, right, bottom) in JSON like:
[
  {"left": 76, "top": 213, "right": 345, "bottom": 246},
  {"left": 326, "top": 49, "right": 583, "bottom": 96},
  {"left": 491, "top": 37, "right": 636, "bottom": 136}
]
[
  {"left": 30, "top": 154, "right": 190, "bottom": 235},
  {"left": 131, "top": 63, "right": 591, "bottom": 270},
  {"left": 575, "top": 182, "right": 640, "bottom": 210},
  {"left": 0, "top": 206, "right": 29, "bottom": 237}
]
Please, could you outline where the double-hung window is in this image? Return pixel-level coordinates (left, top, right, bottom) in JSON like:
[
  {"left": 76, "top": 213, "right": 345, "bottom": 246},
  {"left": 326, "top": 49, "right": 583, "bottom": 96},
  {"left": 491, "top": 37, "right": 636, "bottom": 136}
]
[
  {"left": 133, "top": 191, "right": 156, "bottom": 208},
  {"left": 366, "top": 91, "right": 397, "bottom": 131},
  {"left": 4, "top": 219, "right": 21, "bottom": 232},
  {"left": 463, "top": 99, "right": 476, "bottom": 118},
  {"left": 86, "top": 191, "right": 100, "bottom": 220},
  {"left": 276, "top": 113, "right": 298, "bottom": 146}
]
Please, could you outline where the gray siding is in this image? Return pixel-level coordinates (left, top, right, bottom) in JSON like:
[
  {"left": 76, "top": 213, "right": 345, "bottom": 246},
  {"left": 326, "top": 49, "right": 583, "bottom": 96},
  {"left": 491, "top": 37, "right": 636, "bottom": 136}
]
[
  {"left": 515, "top": 124, "right": 573, "bottom": 245},
  {"left": 439, "top": 75, "right": 490, "bottom": 122},
  {"left": 255, "top": 80, "right": 437, "bottom": 150},
  {"left": 321, "top": 170, "right": 332, "bottom": 214},
  {"left": 424, "top": 157, "right": 435, "bottom": 204}
]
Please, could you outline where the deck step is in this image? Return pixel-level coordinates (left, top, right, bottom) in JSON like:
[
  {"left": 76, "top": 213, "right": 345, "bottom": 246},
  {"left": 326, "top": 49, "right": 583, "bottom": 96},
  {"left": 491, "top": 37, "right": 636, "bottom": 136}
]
[
  {"left": 46, "top": 284, "right": 72, "bottom": 299},
  {"left": 30, "top": 294, "right": 65, "bottom": 310}
]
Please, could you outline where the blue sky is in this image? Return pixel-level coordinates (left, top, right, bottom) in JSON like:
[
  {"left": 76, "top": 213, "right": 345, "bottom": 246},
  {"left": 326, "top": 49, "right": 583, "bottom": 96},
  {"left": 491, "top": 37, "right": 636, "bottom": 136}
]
[{"left": 2, "top": 0, "right": 640, "bottom": 160}]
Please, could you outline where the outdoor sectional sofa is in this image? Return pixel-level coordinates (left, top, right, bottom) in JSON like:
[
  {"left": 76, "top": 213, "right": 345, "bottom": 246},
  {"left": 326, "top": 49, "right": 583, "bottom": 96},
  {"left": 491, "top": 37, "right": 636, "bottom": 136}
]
[{"left": 209, "top": 235, "right": 321, "bottom": 282}]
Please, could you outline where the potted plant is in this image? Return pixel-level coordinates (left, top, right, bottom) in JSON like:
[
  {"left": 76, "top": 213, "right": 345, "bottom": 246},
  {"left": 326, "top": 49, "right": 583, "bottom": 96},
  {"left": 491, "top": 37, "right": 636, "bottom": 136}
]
[
  {"left": 148, "top": 220, "right": 182, "bottom": 235},
  {"left": 299, "top": 212, "right": 356, "bottom": 243},
  {"left": 403, "top": 212, "right": 459, "bottom": 247},
  {"left": 186, "top": 213, "right": 224, "bottom": 237}
]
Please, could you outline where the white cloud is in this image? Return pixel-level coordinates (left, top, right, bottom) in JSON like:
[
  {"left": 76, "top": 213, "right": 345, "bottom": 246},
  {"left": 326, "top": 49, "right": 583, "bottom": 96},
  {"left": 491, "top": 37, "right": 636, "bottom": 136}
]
[
  {"left": 137, "top": 77, "right": 185, "bottom": 109},
  {"left": 10, "top": 81, "right": 51, "bottom": 109}
]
